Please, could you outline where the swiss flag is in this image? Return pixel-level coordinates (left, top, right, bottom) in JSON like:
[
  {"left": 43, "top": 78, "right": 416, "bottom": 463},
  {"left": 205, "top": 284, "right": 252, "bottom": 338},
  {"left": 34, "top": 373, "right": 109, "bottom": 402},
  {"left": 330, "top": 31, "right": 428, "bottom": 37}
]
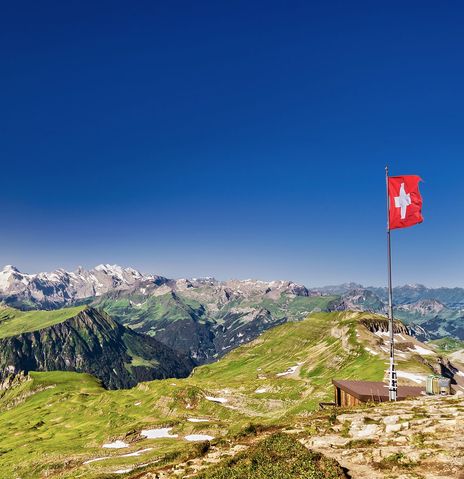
[{"left": 388, "top": 175, "right": 423, "bottom": 230}]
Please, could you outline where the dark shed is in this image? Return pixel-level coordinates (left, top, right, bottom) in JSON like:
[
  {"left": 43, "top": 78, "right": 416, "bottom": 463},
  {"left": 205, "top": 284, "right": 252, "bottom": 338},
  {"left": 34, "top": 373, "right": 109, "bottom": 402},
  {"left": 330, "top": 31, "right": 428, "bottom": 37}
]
[{"left": 332, "top": 379, "right": 424, "bottom": 407}]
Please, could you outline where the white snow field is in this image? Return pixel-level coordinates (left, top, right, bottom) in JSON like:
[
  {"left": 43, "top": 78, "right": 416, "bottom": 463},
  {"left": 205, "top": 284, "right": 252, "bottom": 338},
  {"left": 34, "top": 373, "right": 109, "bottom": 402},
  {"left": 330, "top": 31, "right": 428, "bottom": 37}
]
[
  {"left": 185, "top": 434, "right": 215, "bottom": 441},
  {"left": 205, "top": 396, "right": 228, "bottom": 404},
  {"left": 140, "top": 427, "right": 178, "bottom": 439},
  {"left": 102, "top": 440, "right": 128, "bottom": 449}
]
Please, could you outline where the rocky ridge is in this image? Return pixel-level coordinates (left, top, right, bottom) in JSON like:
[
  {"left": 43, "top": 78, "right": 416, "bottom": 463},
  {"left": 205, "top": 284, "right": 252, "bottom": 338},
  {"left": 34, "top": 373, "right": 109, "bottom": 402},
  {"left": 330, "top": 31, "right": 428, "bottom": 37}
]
[
  {"left": 0, "top": 264, "right": 313, "bottom": 310},
  {"left": 0, "top": 307, "right": 195, "bottom": 389},
  {"left": 301, "top": 394, "right": 464, "bottom": 479},
  {"left": 0, "top": 264, "right": 166, "bottom": 309}
]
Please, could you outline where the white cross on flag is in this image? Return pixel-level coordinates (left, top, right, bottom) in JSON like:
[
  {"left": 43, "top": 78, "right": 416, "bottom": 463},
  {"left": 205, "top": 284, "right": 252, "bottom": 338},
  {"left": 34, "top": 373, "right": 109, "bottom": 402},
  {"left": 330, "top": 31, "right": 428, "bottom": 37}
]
[{"left": 388, "top": 175, "right": 423, "bottom": 230}]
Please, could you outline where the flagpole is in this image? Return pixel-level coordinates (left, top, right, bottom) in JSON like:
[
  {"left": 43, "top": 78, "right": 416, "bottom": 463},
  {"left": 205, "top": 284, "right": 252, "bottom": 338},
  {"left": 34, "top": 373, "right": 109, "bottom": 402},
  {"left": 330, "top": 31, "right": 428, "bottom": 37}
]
[{"left": 385, "top": 166, "right": 397, "bottom": 401}]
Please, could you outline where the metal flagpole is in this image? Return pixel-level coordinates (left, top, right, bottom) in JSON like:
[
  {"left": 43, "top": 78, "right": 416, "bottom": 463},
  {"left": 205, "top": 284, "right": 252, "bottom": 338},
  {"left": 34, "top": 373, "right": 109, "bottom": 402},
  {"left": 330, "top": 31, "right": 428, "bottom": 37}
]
[{"left": 385, "top": 166, "right": 397, "bottom": 401}]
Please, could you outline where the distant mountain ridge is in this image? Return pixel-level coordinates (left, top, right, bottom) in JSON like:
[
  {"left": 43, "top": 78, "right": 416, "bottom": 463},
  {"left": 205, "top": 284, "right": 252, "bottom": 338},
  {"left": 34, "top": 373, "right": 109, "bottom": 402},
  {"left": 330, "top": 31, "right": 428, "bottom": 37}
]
[
  {"left": 3, "top": 264, "right": 464, "bottom": 309},
  {"left": 319, "top": 282, "right": 464, "bottom": 308},
  {"left": 0, "top": 264, "right": 168, "bottom": 309},
  {"left": 329, "top": 287, "right": 464, "bottom": 340},
  {"left": 1, "top": 264, "right": 464, "bottom": 350},
  {"left": 0, "top": 264, "right": 314, "bottom": 310},
  {"left": 0, "top": 264, "right": 332, "bottom": 364},
  {"left": 0, "top": 264, "right": 464, "bottom": 309}
]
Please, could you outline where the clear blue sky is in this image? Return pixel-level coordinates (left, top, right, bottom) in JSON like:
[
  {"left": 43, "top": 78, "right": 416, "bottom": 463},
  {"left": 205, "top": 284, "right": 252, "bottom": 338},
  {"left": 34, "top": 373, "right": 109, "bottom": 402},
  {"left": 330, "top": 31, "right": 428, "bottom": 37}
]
[{"left": 1, "top": 1, "right": 463, "bottom": 287}]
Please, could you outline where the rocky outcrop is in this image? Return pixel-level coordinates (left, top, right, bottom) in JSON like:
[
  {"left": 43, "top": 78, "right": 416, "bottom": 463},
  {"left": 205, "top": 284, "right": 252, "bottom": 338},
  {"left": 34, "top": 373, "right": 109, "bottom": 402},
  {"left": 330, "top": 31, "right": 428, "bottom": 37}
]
[
  {"left": 0, "top": 307, "right": 195, "bottom": 389},
  {"left": 327, "top": 289, "right": 386, "bottom": 313},
  {"left": 0, "top": 370, "right": 29, "bottom": 393},
  {"left": 213, "top": 307, "right": 287, "bottom": 356},
  {"left": 134, "top": 394, "right": 464, "bottom": 479},
  {"left": 397, "top": 299, "right": 446, "bottom": 316},
  {"left": 406, "top": 323, "right": 432, "bottom": 341},
  {"left": 360, "top": 317, "right": 409, "bottom": 335},
  {"left": 302, "top": 395, "right": 464, "bottom": 479}
]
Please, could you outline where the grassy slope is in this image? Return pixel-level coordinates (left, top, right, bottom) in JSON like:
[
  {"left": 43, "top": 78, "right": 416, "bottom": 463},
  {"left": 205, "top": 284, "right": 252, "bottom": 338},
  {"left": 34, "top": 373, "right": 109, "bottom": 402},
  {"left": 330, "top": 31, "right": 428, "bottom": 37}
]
[
  {"left": 0, "top": 305, "right": 86, "bottom": 338},
  {"left": 218, "top": 294, "right": 339, "bottom": 322},
  {"left": 0, "top": 311, "right": 436, "bottom": 478},
  {"left": 196, "top": 433, "right": 347, "bottom": 479},
  {"left": 428, "top": 337, "right": 464, "bottom": 353},
  {"left": 192, "top": 312, "right": 387, "bottom": 414},
  {"left": 94, "top": 293, "right": 207, "bottom": 331}
]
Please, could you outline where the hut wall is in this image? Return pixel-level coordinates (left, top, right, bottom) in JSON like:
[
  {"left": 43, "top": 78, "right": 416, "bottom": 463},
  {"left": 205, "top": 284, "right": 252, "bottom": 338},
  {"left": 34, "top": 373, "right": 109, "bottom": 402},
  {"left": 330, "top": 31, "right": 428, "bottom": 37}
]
[{"left": 334, "top": 386, "right": 361, "bottom": 407}]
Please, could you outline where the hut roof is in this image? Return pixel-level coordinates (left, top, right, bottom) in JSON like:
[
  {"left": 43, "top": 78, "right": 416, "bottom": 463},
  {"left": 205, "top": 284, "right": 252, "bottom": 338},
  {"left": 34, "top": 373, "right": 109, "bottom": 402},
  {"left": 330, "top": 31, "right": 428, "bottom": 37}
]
[{"left": 332, "top": 379, "right": 424, "bottom": 402}]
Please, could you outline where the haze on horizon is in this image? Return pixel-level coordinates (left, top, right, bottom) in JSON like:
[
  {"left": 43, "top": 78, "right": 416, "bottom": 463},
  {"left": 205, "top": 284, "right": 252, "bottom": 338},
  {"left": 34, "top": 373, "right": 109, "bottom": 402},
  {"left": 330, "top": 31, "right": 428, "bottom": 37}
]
[{"left": 2, "top": 2, "right": 464, "bottom": 288}]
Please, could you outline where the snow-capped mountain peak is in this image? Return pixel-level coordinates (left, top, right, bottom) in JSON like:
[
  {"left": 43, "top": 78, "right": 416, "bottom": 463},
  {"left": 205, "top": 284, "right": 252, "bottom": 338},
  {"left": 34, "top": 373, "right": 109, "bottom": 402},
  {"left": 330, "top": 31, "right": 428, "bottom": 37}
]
[
  {"left": 0, "top": 264, "right": 155, "bottom": 308},
  {"left": 0, "top": 265, "right": 32, "bottom": 293},
  {"left": 0, "top": 264, "right": 315, "bottom": 309},
  {"left": 2, "top": 265, "right": 21, "bottom": 273}
]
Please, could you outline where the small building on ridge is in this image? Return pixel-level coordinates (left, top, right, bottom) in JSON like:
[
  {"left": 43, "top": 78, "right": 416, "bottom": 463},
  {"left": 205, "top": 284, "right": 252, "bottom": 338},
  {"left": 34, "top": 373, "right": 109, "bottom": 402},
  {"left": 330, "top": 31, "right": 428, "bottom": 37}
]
[{"left": 332, "top": 379, "right": 424, "bottom": 407}]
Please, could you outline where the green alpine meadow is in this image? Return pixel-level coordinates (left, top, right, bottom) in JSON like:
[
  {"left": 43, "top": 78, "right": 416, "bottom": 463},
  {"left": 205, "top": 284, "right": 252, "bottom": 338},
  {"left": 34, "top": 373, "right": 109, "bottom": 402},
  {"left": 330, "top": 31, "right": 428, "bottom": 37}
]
[{"left": 0, "top": 305, "right": 461, "bottom": 478}]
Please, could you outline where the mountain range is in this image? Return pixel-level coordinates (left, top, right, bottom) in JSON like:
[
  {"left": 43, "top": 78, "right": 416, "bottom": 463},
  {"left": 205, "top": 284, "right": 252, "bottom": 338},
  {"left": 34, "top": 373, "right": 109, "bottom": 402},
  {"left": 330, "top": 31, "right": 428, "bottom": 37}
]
[
  {"left": 1, "top": 264, "right": 463, "bottom": 349},
  {"left": 0, "top": 264, "right": 165, "bottom": 309},
  {"left": 0, "top": 264, "right": 464, "bottom": 477},
  {"left": 0, "top": 264, "right": 336, "bottom": 364},
  {"left": 0, "top": 263, "right": 313, "bottom": 308}
]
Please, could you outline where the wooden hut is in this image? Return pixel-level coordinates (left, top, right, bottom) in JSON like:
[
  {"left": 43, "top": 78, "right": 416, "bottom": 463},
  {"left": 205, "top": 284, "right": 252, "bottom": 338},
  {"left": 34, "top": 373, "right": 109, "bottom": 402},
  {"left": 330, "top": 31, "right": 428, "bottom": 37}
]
[{"left": 332, "top": 379, "right": 424, "bottom": 407}]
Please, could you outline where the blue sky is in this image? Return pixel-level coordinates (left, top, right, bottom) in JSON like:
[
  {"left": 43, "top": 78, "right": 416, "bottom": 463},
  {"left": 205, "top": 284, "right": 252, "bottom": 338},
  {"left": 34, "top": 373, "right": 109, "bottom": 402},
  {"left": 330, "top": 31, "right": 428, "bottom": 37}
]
[{"left": 1, "top": 1, "right": 463, "bottom": 286}]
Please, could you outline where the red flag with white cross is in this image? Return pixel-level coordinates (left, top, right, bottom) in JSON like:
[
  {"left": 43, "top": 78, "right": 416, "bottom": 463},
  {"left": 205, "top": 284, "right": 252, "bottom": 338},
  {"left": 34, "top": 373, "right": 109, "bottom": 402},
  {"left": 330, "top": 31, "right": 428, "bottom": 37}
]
[
  {"left": 388, "top": 175, "right": 423, "bottom": 230},
  {"left": 385, "top": 171, "right": 424, "bottom": 402}
]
